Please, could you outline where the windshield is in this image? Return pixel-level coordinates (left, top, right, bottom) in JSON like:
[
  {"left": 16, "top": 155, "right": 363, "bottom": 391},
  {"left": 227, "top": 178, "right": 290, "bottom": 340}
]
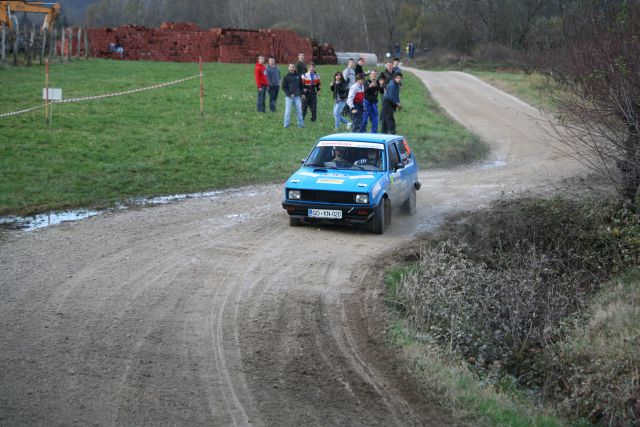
[{"left": 304, "top": 141, "right": 385, "bottom": 171}]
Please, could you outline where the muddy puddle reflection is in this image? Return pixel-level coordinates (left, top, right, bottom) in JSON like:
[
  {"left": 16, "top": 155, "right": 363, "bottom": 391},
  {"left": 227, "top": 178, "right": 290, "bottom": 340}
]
[{"left": 0, "top": 190, "right": 227, "bottom": 231}]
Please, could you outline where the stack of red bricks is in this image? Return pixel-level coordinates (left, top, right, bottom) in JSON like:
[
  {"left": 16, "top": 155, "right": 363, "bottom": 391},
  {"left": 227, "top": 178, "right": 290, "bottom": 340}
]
[
  {"left": 87, "top": 23, "right": 337, "bottom": 64},
  {"left": 312, "top": 41, "right": 337, "bottom": 65},
  {"left": 88, "top": 24, "right": 219, "bottom": 62}
]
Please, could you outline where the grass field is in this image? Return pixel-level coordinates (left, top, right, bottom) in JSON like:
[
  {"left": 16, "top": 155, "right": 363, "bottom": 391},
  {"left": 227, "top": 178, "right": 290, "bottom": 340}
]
[
  {"left": 469, "top": 69, "right": 558, "bottom": 110},
  {"left": 0, "top": 59, "right": 484, "bottom": 216}
]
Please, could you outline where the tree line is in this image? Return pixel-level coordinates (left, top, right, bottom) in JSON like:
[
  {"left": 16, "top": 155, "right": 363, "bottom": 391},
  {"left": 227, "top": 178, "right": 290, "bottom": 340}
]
[{"left": 80, "top": 0, "right": 619, "bottom": 57}]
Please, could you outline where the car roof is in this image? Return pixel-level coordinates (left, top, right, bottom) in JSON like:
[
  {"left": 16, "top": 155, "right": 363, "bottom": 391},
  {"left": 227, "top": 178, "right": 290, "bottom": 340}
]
[{"left": 317, "top": 133, "right": 404, "bottom": 145}]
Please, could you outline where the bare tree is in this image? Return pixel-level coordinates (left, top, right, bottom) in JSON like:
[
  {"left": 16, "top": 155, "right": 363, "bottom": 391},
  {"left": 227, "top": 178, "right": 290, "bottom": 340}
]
[
  {"left": 540, "top": 3, "right": 640, "bottom": 209},
  {"left": 372, "top": 0, "right": 401, "bottom": 53},
  {"left": 227, "top": 0, "right": 255, "bottom": 28}
]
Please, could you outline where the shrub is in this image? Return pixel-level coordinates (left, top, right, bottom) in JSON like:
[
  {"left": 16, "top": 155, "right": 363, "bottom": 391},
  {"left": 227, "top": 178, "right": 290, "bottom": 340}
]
[
  {"left": 414, "top": 47, "right": 465, "bottom": 68},
  {"left": 471, "top": 43, "right": 520, "bottom": 65},
  {"left": 391, "top": 196, "right": 640, "bottom": 425}
]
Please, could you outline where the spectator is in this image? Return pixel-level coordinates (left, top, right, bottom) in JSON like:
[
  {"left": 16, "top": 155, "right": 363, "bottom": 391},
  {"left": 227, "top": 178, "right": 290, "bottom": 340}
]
[
  {"left": 282, "top": 63, "right": 304, "bottom": 128},
  {"left": 265, "top": 56, "right": 281, "bottom": 113},
  {"left": 354, "top": 57, "right": 365, "bottom": 76},
  {"left": 295, "top": 53, "right": 307, "bottom": 76},
  {"left": 330, "top": 72, "right": 349, "bottom": 129},
  {"left": 342, "top": 58, "right": 356, "bottom": 88},
  {"left": 381, "top": 72, "right": 403, "bottom": 134},
  {"left": 301, "top": 63, "right": 321, "bottom": 122},
  {"left": 408, "top": 42, "right": 415, "bottom": 59},
  {"left": 394, "top": 42, "right": 401, "bottom": 58},
  {"left": 254, "top": 54, "right": 269, "bottom": 113},
  {"left": 380, "top": 60, "right": 395, "bottom": 84},
  {"left": 110, "top": 37, "right": 124, "bottom": 59},
  {"left": 347, "top": 73, "right": 365, "bottom": 133},
  {"left": 360, "top": 70, "right": 384, "bottom": 133},
  {"left": 392, "top": 57, "right": 402, "bottom": 75}
]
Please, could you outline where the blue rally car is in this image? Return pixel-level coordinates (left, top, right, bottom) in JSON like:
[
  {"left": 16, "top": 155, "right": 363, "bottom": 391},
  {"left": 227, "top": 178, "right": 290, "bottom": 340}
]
[{"left": 282, "top": 133, "right": 421, "bottom": 234}]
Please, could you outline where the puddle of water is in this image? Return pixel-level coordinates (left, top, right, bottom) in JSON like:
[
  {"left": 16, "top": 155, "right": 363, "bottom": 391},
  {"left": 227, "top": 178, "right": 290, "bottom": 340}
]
[
  {"left": 0, "top": 209, "right": 102, "bottom": 231},
  {"left": 481, "top": 158, "right": 507, "bottom": 169},
  {"left": 0, "top": 189, "right": 233, "bottom": 231}
]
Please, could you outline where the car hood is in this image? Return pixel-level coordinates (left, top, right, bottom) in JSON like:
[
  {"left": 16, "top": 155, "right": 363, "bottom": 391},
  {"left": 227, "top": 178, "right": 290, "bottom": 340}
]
[{"left": 286, "top": 168, "right": 382, "bottom": 193}]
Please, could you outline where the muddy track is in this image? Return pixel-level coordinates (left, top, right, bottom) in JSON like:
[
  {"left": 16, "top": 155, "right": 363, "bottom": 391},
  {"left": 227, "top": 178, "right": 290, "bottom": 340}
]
[{"left": 0, "top": 71, "right": 584, "bottom": 425}]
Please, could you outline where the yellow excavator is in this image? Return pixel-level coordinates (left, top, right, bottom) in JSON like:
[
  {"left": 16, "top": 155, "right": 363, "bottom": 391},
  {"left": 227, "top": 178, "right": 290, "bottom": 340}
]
[{"left": 0, "top": 1, "right": 61, "bottom": 31}]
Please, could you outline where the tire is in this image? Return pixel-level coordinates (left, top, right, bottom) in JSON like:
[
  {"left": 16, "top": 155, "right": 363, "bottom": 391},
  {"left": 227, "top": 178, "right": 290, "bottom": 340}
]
[
  {"left": 370, "top": 198, "right": 387, "bottom": 234},
  {"left": 289, "top": 217, "right": 302, "bottom": 226},
  {"left": 404, "top": 188, "right": 417, "bottom": 215}
]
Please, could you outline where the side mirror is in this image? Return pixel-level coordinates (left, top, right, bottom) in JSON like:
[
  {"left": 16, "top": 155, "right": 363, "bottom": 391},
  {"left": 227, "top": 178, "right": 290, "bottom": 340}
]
[
  {"left": 394, "top": 162, "right": 405, "bottom": 170},
  {"left": 300, "top": 159, "right": 306, "bottom": 164}
]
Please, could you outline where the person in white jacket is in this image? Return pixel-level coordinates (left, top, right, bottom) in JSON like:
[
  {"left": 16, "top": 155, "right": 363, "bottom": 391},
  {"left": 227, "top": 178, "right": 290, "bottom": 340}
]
[
  {"left": 346, "top": 73, "right": 365, "bottom": 132},
  {"left": 342, "top": 58, "right": 356, "bottom": 88}
]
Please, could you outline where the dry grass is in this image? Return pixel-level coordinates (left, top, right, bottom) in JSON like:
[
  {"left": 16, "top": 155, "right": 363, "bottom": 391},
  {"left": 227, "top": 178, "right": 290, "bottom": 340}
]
[{"left": 387, "top": 195, "right": 640, "bottom": 425}]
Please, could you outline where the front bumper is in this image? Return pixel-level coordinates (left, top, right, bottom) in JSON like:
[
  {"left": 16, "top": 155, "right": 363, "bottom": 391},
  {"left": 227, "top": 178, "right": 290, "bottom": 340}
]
[{"left": 282, "top": 201, "right": 374, "bottom": 224}]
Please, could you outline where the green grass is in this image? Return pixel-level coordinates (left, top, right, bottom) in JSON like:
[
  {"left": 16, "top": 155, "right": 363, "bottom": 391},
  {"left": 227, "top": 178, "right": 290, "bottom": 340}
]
[
  {"left": 0, "top": 59, "right": 484, "bottom": 215},
  {"left": 467, "top": 69, "right": 559, "bottom": 110}
]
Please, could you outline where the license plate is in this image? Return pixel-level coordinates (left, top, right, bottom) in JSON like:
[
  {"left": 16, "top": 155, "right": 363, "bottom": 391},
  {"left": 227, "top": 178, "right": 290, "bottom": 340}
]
[{"left": 308, "top": 209, "right": 342, "bottom": 219}]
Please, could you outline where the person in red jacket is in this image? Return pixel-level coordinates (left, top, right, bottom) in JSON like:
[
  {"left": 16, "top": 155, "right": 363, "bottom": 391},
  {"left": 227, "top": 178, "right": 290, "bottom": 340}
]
[{"left": 254, "top": 55, "right": 269, "bottom": 113}]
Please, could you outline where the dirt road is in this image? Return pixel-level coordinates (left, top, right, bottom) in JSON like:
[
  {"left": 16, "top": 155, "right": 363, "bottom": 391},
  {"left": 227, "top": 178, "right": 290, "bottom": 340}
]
[{"left": 0, "top": 71, "right": 584, "bottom": 425}]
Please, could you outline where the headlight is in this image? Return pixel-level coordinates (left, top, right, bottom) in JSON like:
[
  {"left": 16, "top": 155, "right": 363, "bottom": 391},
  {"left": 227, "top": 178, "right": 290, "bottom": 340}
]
[
  {"left": 355, "top": 194, "right": 369, "bottom": 204},
  {"left": 288, "top": 190, "right": 301, "bottom": 200}
]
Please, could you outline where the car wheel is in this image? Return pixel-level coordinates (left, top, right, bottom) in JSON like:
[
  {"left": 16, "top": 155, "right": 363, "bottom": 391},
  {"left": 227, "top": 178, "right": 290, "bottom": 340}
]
[
  {"left": 370, "top": 198, "right": 387, "bottom": 234},
  {"left": 404, "top": 188, "right": 417, "bottom": 215},
  {"left": 289, "top": 217, "right": 302, "bottom": 226}
]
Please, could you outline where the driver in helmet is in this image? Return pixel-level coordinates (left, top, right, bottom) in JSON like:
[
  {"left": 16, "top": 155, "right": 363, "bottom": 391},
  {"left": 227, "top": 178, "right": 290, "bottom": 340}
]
[
  {"left": 354, "top": 149, "right": 381, "bottom": 167},
  {"left": 332, "top": 146, "right": 349, "bottom": 163}
]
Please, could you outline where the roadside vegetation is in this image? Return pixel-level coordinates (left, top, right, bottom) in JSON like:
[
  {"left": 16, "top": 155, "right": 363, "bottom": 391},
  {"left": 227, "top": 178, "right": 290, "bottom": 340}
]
[
  {"left": 0, "top": 59, "right": 484, "bottom": 216},
  {"left": 402, "top": 8, "right": 640, "bottom": 420},
  {"left": 385, "top": 195, "right": 640, "bottom": 426},
  {"left": 467, "top": 70, "right": 558, "bottom": 112}
]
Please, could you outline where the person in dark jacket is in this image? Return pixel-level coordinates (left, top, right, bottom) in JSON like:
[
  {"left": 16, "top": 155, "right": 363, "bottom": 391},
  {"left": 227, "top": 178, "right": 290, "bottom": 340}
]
[
  {"left": 295, "top": 53, "right": 307, "bottom": 76},
  {"left": 380, "top": 72, "right": 403, "bottom": 134},
  {"left": 354, "top": 57, "right": 365, "bottom": 76},
  {"left": 380, "top": 60, "right": 395, "bottom": 85},
  {"left": 330, "top": 72, "right": 349, "bottom": 129},
  {"left": 265, "top": 56, "right": 281, "bottom": 112},
  {"left": 360, "top": 69, "right": 384, "bottom": 133},
  {"left": 282, "top": 63, "right": 304, "bottom": 128}
]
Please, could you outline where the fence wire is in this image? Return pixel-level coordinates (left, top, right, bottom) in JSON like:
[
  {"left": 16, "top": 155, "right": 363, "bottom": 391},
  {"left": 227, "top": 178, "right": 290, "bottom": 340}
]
[{"left": 0, "top": 74, "right": 200, "bottom": 119}]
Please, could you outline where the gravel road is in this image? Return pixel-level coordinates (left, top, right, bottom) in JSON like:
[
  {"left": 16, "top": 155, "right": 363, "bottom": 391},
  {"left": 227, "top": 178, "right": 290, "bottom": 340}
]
[{"left": 0, "top": 70, "right": 584, "bottom": 426}]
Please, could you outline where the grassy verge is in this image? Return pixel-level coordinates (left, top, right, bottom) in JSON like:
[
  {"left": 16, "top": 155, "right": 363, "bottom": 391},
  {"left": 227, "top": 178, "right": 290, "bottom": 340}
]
[
  {"left": 384, "top": 272, "right": 565, "bottom": 427},
  {"left": 466, "top": 69, "right": 559, "bottom": 111},
  {"left": 381, "top": 195, "right": 640, "bottom": 426},
  {"left": 0, "top": 59, "right": 484, "bottom": 215}
]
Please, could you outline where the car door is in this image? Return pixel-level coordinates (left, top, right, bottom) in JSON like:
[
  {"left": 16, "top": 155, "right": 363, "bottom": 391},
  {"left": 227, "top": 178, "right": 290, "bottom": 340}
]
[
  {"left": 386, "top": 141, "right": 403, "bottom": 206},
  {"left": 393, "top": 139, "right": 418, "bottom": 204}
]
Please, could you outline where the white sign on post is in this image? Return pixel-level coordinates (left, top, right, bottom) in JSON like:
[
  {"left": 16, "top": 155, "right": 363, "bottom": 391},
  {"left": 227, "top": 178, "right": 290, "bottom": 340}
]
[{"left": 42, "top": 88, "right": 62, "bottom": 100}]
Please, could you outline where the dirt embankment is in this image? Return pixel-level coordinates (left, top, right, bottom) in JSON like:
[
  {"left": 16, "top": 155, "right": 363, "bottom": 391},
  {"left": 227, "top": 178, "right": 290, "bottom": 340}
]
[{"left": 0, "top": 70, "right": 584, "bottom": 425}]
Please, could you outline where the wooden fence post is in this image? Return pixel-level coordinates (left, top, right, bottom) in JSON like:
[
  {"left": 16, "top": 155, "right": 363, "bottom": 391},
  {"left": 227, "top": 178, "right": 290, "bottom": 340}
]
[
  {"left": 76, "top": 27, "right": 81, "bottom": 59},
  {"left": 40, "top": 28, "right": 46, "bottom": 64},
  {"left": 67, "top": 27, "right": 71, "bottom": 62},
  {"left": 50, "top": 27, "right": 55, "bottom": 57},
  {"left": 27, "top": 25, "right": 34, "bottom": 66},
  {"left": 84, "top": 27, "right": 89, "bottom": 59},
  {"left": 1, "top": 22, "right": 5, "bottom": 65},
  {"left": 13, "top": 18, "right": 18, "bottom": 66},
  {"left": 60, "top": 26, "right": 64, "bottom": 63}
]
